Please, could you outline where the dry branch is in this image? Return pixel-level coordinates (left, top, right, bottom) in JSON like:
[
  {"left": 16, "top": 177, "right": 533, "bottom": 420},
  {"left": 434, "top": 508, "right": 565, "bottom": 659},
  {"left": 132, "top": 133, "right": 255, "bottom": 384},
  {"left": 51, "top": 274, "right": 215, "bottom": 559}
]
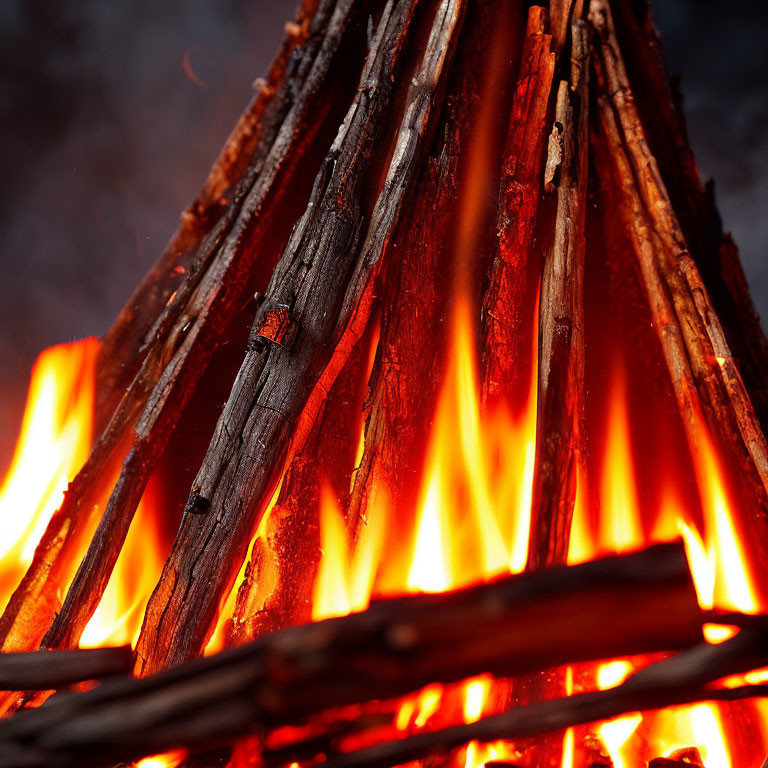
[
  {"left": 527, "top": 21, "right": 590, "bottom": 571},
  {"left": 318, "top": 631, "right": 768, "bottom": 768},
  {"left": 0, "top": 544, "right": 701, "bottom": 767},
  {"left": 480, "top": 6, "right": 554, "bottom": 407},
  {"left": 94, "top": 0, "right": 321, "bottom": 433},
  {"left": 607, "top": 0, "right": 768, "bottom": 431},
  {"left": 0, "top": 647, "right": 131, "bottom": 691},
  {"left": 133, "top": 0, "right": 466, "bottom": 676},
  {"left": 589, "top": 0, "right": 768, "bottom": 576},
  {"left": 1, "top": 0, "right": 356, "bottom": 660},
  {"left": 34, "top": 0, "right": 364, "bottom": 655}
]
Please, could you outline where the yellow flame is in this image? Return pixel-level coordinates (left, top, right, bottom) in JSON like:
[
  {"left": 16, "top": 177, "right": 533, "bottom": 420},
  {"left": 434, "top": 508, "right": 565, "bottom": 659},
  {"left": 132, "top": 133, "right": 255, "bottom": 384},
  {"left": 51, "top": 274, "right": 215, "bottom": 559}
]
[
  {"left": 408, "top": 467, "right": 452, "bottom": 593},
  {"left": 599, "top": 368, "right": 643, "bottom": 553},
  {"left": 0, "top": 339, "right": 99, "bottom": 612},
  {"left": 595, "top": 661, "right": 641, "bottom": 768},
  {"left": 463, "top": 676, "right": 492, "bottom": 723},
  {"left": 561, "top": 728, "right": 574, "bottom": 768},
  {"left": 136, "top": 751, "right": 185, "bottom": 768},
  {"left": 312, "top": 482, "right": 383, "bottom": 621},
  {"left": 690, "top": 704, "right": 732, "bottom": 768},
  {"left": 696, "top": 429, "right": 758, "bottom": 613},
  {"left": 598, "top": 714, "right": 642, "bottom": 768},
  {"left": 413, "top": 685, "right": 443, "bottom": 728},
  {"left": 597, "top": 660, "right": 633, "bottom": 690},
  {"left": 567, "top": 465, "right": 592, "bottom": 565},
  {"left": 408, "top": 295, "right": 537, "bottom": 594}
]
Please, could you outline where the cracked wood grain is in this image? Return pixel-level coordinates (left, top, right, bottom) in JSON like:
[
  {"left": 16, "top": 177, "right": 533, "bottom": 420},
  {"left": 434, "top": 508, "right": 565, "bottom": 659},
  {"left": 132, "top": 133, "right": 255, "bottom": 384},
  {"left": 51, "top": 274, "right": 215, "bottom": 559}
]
[{"left": 133, "top": 0, "right": 466, "bottom": 676}]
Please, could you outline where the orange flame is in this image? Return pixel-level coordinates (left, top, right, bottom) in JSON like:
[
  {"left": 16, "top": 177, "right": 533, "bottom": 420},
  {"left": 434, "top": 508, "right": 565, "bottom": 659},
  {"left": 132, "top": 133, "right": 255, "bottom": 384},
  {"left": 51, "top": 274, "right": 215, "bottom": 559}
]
[
  {"left": 0, "top": 339, "right": 167, "bottom": 650},
  {"left": 80, "top": 474, "right": 165, "bottom": 648},
  {"left": 306, "top": 298, "right": 768, "bottom": 766},
  {"left": 312, "top": 481, "right": 384, "bottom": 621},
  {"left": 0, "top": 339, "right": 98, "bottom": 612},
  {"left": 406, "top": 295, "right": 537, "bottom": 594}
]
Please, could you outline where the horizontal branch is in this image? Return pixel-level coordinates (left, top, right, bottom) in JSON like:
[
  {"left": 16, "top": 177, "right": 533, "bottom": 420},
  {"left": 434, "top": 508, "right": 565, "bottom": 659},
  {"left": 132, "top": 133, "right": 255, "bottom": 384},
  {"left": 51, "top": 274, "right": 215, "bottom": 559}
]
[
  {"left": 0, "top": 544, "right": 700, "bottom": 767},
  {"left": 320, "top": 629, "right": 768, "bottom": 768},
  {"left": 0, "top": 647, "right": 131, "bottom": 691}
]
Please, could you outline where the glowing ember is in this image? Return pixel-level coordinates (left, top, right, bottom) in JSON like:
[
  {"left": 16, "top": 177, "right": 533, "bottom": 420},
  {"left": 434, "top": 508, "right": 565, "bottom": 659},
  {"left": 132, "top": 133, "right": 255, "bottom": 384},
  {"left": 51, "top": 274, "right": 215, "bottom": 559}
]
[{"left": 136, "top": 751, "right": 186, "bottom": 768}]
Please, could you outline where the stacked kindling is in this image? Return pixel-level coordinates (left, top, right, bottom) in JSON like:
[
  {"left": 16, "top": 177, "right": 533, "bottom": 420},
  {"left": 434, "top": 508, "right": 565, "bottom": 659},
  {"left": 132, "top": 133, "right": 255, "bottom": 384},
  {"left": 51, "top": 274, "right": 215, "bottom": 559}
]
[{"left": 2, "top": 0, "right": 768, "bottom": 766}]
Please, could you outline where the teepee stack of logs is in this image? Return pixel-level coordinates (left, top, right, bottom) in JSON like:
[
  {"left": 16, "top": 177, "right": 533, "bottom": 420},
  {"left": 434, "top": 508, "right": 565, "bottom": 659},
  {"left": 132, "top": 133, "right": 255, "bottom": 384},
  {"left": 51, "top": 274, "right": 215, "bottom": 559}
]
[{"left": 1, "top": 0, "right": 768, "bottom": 765}]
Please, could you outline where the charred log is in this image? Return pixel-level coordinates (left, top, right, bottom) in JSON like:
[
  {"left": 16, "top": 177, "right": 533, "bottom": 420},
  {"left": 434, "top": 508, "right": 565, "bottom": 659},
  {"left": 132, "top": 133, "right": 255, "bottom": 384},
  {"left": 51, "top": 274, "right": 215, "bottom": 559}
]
[
  {"left": 133, "top": 0, "right": 466, "bottom": 676},
  {"left": 0, "top": 544, "right": 701, "bottom": 767},
  {"left": 2, "top": 0, "right": 362, "bottom": 658}
]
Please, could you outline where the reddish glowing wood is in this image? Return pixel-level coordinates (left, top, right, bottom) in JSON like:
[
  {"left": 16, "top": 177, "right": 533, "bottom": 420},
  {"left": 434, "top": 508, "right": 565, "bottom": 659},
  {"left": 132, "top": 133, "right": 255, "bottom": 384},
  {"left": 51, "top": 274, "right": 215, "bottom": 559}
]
[
  {"left": 480, "top": 6, "right": 554, "bottom": 407},
  {"left": 590, "top": 0, "right": 768, "bottom": 578}
]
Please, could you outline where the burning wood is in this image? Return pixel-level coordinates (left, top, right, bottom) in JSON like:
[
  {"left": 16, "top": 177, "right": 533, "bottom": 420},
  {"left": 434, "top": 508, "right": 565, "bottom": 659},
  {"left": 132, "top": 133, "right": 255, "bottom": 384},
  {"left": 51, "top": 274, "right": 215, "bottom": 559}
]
[
  {"left": 527, "top": 17, "right": 589, "bottom": 572},
  {"left": 0, "top": 0, "right": 767, "bottom": 765},
  {"left": 0, "top": 544, "right": 723, "bottom": 767}
]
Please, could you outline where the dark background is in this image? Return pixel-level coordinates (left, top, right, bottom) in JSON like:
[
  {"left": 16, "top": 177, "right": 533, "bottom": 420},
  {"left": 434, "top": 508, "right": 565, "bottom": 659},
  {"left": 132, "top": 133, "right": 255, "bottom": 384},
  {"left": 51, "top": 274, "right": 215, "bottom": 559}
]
[{"left": 0, "top": 0, "right": 766, "bottom": 467}]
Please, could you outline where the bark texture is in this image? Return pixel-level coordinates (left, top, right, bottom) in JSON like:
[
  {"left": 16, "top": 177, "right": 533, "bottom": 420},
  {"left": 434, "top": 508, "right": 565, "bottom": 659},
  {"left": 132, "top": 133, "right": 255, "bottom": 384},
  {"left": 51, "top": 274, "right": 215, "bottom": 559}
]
[
  {"left": 36, "top": 0, "right": 365, "bottom": 654},
  {"left": 480, "top": 6, "right": 555, "bottom": 407},
  {"left": 527, "top": 21, "right": 590, "bottom": 571},
  {"left": 0, "top": 544, "right": 701, "bottom": 767},
  {"left": 133, "top": 0, "right": 466, "bottom": 676}
]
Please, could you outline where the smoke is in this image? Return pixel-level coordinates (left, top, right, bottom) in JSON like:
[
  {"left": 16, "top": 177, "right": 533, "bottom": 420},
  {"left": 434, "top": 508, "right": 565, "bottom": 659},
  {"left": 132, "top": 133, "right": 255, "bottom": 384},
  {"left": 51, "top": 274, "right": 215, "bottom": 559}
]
[{"left": 0, "top": 0, "right": 765, "bottom": 467}]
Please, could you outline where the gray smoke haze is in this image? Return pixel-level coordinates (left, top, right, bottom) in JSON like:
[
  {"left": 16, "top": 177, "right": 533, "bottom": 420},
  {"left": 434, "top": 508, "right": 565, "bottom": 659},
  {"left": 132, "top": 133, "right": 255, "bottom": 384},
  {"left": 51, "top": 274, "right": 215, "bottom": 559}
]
[{"left": 0, "top": 0, "right": 766, "bottom": 468}]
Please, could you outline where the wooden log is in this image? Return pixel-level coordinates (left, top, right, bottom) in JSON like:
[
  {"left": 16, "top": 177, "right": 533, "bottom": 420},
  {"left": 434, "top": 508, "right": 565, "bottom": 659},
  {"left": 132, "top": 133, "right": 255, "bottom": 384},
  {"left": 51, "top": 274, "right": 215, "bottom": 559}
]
[
  {"left": 94, "top": 0, "right": 321, "bottom": 434},
  {"left": 589, "top": 0, "right": 768, "bottom": 579},
  {"left": 0, "top": 647, "right": 131, "bottom": 691},
  {"left": 229, "top": 323, "right": 373, "bottom": 642},
  {"left": 480, "top": 6, "right": 554, "bottom": 408},
  {"left": 316, "top": 625, "right": 768, "bottom": 768},
  {"left": 527, "top": 21, "right": 590, "bottom": 572},
  {"left": 511, "top": 26, "right": 589, "bottom": 768},
  {"left": 0, "top": 544, "right": 702, "bottom": 767},
  {"left": 133, "top": 0, "right": 466, "bottom": 676},
  {"left": 33, "top": 0, "right": 364, "bottom": 654},
  {"left": 548, "top": 0, "right": 580, "bottom": 52},
  {"left": 345, "top": 0, "right": 511, "bottom": 573},
  {"left": 1, "top": 0, "right": 347, "bottom": 655},
  {"left": 607, "top": 0, "right": 768, "bottom": 434}
]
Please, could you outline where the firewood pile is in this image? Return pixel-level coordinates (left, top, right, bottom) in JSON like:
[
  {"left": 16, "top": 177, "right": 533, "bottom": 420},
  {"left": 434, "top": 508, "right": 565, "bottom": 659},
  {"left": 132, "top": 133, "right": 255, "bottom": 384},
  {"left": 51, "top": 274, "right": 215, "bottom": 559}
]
[{"left": 1, "top": 0, "right": 768, "bottom": 765}]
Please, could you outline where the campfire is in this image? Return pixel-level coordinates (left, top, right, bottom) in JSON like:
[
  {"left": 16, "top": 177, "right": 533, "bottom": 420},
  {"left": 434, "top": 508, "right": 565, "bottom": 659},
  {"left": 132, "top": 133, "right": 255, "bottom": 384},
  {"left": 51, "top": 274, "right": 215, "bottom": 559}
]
[{"left": 2, "top": 0, "right": 768, "bottom": 766}]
